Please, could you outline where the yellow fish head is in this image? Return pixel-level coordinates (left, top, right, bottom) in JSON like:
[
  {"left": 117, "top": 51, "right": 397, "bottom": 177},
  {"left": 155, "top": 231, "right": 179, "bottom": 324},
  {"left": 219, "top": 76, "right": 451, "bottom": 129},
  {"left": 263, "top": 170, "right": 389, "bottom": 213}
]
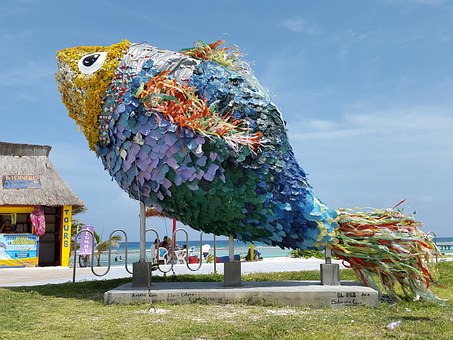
[{"left": 55, "top": 40, "right": 131, "bottom": 151}]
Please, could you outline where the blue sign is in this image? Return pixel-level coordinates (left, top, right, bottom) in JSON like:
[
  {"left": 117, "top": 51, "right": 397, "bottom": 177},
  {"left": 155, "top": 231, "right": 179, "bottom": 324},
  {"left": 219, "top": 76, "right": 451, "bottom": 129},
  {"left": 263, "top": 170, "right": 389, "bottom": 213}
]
[
  {"left": 2, "top": 175, "right": 42, "bottom": 189},
  {"left": 0, "top": 234, "right": 39, "bottom": 267}
]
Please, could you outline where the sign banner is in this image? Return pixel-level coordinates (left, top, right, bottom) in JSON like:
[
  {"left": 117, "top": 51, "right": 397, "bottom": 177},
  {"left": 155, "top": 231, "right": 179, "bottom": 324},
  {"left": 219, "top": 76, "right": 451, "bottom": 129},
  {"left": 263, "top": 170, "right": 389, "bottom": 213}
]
[
  {"left": 60, "top": 206, "right": 72, "bottom": 267},
  {"left": 0, "top": 234, "right": 39, "bottom": 268},
  {"left": 2, "top": 175, "right": 42, "bottom": 189},
  {"left": 79, "top": 226, "right": 94, "bottom": 255}
]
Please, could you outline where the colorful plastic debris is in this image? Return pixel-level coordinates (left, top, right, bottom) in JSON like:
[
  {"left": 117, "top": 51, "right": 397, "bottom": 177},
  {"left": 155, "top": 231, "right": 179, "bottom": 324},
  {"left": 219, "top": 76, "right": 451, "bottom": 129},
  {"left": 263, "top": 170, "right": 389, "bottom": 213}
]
[{"left": 56, "top": 40, "right": 440, "bottom": 301}]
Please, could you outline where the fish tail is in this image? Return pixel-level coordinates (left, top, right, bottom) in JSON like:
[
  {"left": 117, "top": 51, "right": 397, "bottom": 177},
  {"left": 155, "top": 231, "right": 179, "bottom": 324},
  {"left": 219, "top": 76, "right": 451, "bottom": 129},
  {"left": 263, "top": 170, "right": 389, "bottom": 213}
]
[{"left": 329, "top": 206, "right": 442, "bottom": 302}]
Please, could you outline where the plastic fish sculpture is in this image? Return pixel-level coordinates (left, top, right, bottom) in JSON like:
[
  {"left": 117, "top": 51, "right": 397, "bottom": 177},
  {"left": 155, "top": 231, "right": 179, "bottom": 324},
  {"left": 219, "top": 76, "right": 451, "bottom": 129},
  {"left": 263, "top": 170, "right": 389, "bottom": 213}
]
[{"left": 56, "top": 40, "right": 440, "bottom": 301}]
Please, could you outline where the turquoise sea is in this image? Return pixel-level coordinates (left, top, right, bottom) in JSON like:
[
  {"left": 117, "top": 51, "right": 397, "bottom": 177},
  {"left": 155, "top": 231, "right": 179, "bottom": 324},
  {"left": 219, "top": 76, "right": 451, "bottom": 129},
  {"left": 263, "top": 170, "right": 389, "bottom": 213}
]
[
  {"left": 435, "top": 236, "right": 453, "bottom": 255},
  {"left": 84, "top": 239, "right": 291, "bottom": 267},
  {"left": 78, "top": 237, "right": 453, "bottom": 267}
]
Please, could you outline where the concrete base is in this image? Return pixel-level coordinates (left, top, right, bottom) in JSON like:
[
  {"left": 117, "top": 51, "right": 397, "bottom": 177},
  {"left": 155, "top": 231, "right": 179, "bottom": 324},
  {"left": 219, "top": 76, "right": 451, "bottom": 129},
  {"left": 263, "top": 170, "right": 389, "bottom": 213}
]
[
  {"left": 320, "top": 263, "right": 340, "bottom": 286},
  {"left": 104, "top": 281, "right": 379, "bottom": 308},
  {"left": 223, "top": 261, "right": 241, "bottom": 287},
  {"left": 132, "top": 262, "right": 153, "bottom": 287}
]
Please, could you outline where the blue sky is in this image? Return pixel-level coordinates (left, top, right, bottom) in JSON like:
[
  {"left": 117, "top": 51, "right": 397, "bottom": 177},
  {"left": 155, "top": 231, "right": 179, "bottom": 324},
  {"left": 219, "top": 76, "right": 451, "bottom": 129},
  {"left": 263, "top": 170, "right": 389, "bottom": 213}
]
[{"left": 1, "top": 0, "right": 452, "bottom": 241}]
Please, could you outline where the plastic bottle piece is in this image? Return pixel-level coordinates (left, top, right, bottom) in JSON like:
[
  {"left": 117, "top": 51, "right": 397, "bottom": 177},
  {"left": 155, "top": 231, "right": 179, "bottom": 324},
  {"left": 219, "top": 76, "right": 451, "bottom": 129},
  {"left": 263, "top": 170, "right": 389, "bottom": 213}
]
[{"left": 387, "top": 320, "right": 402, "bottom": 330}]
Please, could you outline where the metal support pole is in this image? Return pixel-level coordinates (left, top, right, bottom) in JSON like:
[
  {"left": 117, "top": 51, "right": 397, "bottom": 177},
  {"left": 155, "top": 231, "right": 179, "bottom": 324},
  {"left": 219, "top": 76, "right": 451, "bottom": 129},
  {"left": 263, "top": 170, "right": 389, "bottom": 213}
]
[
  {"left": 320, "top": 247, "right": 340, "bottom": 286},
  {"left": 229, "top": 235, "right": 234, "bottom": 262},
  {"left": 224, "top": 235, "right": 241, "bottom": 286},
  {"left": 133, "top": 202, "right": 154, "bottom": 287},
  {"left": 139, "top": 202, "right": 146, "bottom": 262},
  {"left": 213, "top": 235, "right": 217, "bottom": 274},
  {"left": 325, "top": 247, "right": 332, "bottom": 264}
]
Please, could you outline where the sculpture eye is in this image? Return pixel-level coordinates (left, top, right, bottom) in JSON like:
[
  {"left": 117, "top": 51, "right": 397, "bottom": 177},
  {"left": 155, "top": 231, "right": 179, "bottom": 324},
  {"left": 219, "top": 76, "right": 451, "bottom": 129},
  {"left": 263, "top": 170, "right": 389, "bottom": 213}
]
[{"left": 78, "top": 52, "right": 107, "bottom": 74}]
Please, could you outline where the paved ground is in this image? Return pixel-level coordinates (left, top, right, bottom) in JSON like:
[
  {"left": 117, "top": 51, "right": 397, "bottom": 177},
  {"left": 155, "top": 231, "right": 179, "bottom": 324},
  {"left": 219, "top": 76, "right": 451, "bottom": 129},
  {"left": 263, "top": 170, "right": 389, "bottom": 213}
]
[{"left": 0, "top": 258, "right": 345, "bottom": 287}]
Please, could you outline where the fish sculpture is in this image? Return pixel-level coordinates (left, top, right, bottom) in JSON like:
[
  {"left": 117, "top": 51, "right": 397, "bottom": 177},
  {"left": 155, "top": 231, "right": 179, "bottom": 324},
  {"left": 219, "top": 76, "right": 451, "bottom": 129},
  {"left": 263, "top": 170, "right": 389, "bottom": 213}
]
[{"left": 56, "top": 40, "right": 440, "bottom": 301}]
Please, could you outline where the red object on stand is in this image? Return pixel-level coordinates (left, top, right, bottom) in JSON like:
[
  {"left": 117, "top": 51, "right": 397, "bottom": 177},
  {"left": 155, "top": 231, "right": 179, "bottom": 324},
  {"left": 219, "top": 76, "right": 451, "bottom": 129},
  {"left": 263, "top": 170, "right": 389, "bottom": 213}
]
[
  {"left": 188, "top": 256, "right": 199, "bottom": 264},
  {"left": 172, "top": 218, "right": 177, "bottom": 248}
]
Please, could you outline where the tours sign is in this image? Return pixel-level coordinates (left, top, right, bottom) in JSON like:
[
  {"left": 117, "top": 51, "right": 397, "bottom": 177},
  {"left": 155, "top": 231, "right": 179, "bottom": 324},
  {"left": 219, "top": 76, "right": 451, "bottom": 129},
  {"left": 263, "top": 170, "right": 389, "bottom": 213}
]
[
  {"left": 2, "top": 175, "right": 42, "bottom": 189},
  {"left": 60, "top": 206, "right": 72, "bottom": 266}
]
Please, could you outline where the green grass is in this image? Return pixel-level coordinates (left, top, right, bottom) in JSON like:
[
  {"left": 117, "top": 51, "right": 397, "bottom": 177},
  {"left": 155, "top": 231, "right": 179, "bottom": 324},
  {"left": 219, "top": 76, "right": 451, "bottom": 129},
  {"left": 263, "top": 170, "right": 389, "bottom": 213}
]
[{"left": 0, "top": 262, "right": 452, "bottom": 339}]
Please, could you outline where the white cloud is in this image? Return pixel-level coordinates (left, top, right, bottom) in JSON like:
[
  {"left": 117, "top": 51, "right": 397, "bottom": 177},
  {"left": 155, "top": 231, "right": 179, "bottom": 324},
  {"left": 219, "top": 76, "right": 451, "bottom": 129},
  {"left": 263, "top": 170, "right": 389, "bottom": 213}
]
[
  {"left": 281, "top": 18, "right": 319, "bottom": 35},
  {"left": 284, "top": 104, "right": 453, "bottom": 236},
  {"left": 288, "top": 107, "right": 453, "bottom": 143}
]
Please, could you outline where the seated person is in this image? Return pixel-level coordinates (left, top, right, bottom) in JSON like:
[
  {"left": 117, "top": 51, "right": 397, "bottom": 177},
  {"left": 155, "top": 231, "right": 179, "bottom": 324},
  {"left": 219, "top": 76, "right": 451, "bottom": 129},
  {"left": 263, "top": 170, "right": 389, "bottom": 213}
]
[
  {"left": 159, "top": 236, "right": 178, "bottom": 263},
  {"left": 159, "top": 236, "right": 172, "bottom": 250},
  {"left": 0, "top": 220, "right": 15, "bottom": 234},
  {"left": 245, "top": 247, "right": 262, "bottom": 261}
]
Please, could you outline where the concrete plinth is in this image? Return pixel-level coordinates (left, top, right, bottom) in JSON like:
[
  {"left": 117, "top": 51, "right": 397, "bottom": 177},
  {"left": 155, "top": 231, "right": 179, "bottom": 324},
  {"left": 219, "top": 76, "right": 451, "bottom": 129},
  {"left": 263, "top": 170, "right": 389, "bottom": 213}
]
[
  {"left": 320, "top": 263, "right": 340, "bottom": 286},
  {"left": 223, "top": 261, "right": 241, "bottom": 287},
  {"left": 132, "top": 262, "right": 153, "bottom": 287},
  {"left": 104, "top": 280, "right": 379, "bottom": 308}
]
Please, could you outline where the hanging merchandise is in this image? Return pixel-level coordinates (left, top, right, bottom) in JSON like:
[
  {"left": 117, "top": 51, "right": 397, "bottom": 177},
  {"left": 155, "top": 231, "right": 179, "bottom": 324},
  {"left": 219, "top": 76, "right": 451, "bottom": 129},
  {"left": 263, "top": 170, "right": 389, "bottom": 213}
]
[{"left": 30, "top": 205, "right": 46, "bottom": 237}]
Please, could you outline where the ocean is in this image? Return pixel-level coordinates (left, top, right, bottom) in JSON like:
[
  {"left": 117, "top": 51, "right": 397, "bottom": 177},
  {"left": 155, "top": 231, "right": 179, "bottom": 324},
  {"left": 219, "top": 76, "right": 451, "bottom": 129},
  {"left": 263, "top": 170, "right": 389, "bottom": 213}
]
[
  {"left": 76, "top": 237, "right": 453, "bottom": 267},
  {"left": 79, "top": 239, "right": 291, "bottom": 267},
  {"left": 435, "top": 236, "right": 453, "bottom": 255}
]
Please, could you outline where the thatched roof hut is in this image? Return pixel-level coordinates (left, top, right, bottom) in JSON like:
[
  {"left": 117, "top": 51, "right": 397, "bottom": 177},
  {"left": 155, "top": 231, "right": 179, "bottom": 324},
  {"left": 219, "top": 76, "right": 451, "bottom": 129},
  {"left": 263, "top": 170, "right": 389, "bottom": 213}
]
[
  {"left": 0, "top": 142, "right": 84, "bottom": 210},
  {"left": 145, "top": 206, "right": 170, "bottom": 218}
]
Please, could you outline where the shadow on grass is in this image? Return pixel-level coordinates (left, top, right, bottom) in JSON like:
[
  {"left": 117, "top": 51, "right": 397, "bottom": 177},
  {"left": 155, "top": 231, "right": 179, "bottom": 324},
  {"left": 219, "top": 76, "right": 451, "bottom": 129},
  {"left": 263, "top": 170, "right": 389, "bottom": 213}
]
[
  {"left": 7, "top": 278, "right": 132, "bottom": 302},
  {"left": 402, "top": 316, "right": 433, "bottom": 321},
  {"left": 5, "top": 273, "right": 224, "bottom": 302}
]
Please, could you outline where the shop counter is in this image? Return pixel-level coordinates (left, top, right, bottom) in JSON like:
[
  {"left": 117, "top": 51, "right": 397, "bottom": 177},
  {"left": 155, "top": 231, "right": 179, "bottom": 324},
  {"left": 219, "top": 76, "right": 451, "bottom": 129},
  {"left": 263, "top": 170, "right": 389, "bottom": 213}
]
[{"left": 0, "top": 233, "right": 39, "bottom": 268}]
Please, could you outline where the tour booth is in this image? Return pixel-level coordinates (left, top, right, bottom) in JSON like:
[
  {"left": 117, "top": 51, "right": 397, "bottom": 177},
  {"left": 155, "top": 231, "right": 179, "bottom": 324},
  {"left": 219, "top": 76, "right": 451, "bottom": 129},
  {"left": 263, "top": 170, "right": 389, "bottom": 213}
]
[{"left": 0, "top": 142, "right": 84, "bottom": 268}]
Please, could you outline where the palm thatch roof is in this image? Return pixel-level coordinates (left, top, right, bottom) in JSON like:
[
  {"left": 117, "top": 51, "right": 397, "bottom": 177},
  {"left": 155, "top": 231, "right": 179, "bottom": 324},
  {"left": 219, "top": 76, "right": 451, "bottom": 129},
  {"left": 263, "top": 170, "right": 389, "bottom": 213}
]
[
  {"left": 145, "top": 207, "right": 170, "bottom": 218},
  {"left": 0, "top": 141, "right": 84, "bottom": 210}
]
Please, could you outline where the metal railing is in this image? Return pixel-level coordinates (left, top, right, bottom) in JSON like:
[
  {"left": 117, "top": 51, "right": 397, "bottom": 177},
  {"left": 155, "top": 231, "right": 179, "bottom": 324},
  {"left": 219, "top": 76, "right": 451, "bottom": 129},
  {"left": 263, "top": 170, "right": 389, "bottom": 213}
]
[
  {"left": 145, "top": 228, "right": 213, "bottom": 273},
  {"left": 72, "top": 228, "right": 133, "bottom": 282},
  {"left": 71, "top": 228, "right": 214, "bottom": 282}
]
